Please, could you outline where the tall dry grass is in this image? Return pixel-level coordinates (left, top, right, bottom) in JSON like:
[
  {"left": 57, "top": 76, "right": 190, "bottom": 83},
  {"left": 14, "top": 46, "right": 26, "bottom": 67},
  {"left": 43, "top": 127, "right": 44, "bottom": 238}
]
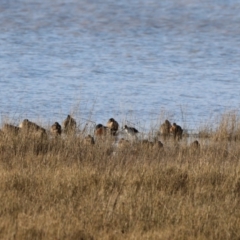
[{"left": 1, "top": 113, "right": 240, "bottom": 239}]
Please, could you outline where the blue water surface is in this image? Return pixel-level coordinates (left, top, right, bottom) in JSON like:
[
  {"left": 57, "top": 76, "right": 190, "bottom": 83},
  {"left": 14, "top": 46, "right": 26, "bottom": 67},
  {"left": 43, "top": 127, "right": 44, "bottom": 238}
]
[{"left": 0, "top": 0, "right": 240, "bottom": 132}]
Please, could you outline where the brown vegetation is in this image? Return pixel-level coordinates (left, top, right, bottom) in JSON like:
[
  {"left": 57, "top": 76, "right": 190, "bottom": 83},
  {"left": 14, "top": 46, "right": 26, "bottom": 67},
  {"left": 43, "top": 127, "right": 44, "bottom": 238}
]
[
  {"left": 0, "top": 113, "right": 240, "bottom": 239},
  {"left": 83, "top": 134, "right": 95, "bottom": 146}
]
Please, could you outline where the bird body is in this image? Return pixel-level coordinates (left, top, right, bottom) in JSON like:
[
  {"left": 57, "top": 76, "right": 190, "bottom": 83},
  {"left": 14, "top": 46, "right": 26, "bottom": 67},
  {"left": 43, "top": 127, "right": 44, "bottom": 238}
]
[
  {"left": 2, "top": 123, "right": 20, "bottom": 136},
  {"left": 106, "top": 118, "right": 119, "bottom": 135},
  {"left": 51, "top": 122, "right": 62, "bottom": 136},
  {"left": 19, "top": 119, "right": 47, "bottom": 139},
  {"left": 63, "top": 115, "right": 76, "bottom": 134},
  {"left": 160, "top": 120, "right": 172, "bottom": 140},
  {"left": 95, "top": 124, "right": 108, "bottom": 137},
  {"left": 170, "top": 123, "right": 183, "bottom": 140},
  {"left": 124, "top": 125, "right": 139, "bottom": 137}
]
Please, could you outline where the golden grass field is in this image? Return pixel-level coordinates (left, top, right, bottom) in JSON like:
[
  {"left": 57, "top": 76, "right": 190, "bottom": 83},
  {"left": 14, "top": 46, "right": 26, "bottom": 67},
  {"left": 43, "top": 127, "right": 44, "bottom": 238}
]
[{"left": 1, "top": 113, "right": 240, "bottom": 240}]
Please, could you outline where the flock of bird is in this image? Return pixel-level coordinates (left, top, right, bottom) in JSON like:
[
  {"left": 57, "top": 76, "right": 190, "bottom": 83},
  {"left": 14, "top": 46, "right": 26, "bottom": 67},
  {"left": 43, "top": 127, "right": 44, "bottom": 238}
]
[{"left": 0, "top": 115, "right": 199, "bottom": 150}]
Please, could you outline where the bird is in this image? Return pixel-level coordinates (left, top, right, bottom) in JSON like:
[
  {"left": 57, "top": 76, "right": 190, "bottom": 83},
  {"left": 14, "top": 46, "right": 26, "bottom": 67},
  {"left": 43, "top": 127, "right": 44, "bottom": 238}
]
[
  {"left": 62, "top": 115, "right": 76, "bottom": 134},
  {"left": 50, "top": 122, "right": 62, "bottom": 136},
  {"left": 94, "top": 124, "right": 108, "bottom": 137},
  {"left": 170, "top": 123, "right": 183, "bottom": 141},
  {"left": 19, "top": 119, "right": 47, "bottom": 139},
  {"left": 106, "top": 118, "right": 119, "bottom": 136},
  {"left": 2, "top": 123, "right": 20, "bottom": 136},
  {"left": 123, "top": 125, "right": 139, "bottom": 137},
  {"left": 159, "top": 119, "right": 172, "bottom": 140}
]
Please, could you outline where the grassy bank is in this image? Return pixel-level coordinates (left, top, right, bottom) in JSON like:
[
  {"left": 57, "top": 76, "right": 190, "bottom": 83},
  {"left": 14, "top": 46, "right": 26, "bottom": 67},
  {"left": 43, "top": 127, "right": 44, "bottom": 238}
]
[{"left": 1, "top": 113, "right": 240, "bottom": 239}]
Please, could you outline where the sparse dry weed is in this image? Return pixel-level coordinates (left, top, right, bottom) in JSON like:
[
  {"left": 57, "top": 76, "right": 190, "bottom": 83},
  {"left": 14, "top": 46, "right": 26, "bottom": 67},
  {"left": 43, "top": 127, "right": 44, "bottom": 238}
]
[{"left": 0, "top": 112, "right": 240, "bottom": 239}]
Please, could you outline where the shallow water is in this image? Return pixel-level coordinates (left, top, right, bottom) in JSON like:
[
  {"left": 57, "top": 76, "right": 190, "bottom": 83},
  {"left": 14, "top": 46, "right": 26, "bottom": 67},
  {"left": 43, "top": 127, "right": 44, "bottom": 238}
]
[{"left": 0, "top": 0, "right": 240, "bottom": 132}]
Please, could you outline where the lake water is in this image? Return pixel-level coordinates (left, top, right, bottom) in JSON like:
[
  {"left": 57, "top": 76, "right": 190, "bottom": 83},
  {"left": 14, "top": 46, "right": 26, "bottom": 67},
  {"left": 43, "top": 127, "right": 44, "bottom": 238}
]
[{"left": 1, "top": 0, "right": 240, "bottom": 133}]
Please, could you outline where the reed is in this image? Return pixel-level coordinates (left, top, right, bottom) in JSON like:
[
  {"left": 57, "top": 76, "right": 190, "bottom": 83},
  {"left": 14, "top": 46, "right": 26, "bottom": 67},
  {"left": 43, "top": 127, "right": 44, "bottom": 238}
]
[{"left": 0, "top": 112, "right": 240, "bottom": 239}]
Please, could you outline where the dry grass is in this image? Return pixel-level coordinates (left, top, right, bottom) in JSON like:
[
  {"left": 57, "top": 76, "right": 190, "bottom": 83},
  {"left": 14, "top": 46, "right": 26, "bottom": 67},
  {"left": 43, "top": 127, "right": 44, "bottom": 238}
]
[{"left": 1, "top": 113, "right": 240, "bottom": 240}]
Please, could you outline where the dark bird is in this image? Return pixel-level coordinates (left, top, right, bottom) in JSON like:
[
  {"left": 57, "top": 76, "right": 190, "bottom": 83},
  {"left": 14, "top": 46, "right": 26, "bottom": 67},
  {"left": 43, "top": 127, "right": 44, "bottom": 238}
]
[
  {"left": 124, "top": 125, "right": 139, "bottom": 137},
  {"left": 51, "top": 122, "right": 62, "bottom": 136},
  {"left": 94, "top": 124, "right": 108, "bottom": 137},
  {"left": 106, "top": 118, "right": 119, "bottom": 136},
  {"left": 170, "top": 123, "right": 183, "bottom": 141},
  {"left": 62, "top": 115, "right": 76, "bottom": 134}
]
